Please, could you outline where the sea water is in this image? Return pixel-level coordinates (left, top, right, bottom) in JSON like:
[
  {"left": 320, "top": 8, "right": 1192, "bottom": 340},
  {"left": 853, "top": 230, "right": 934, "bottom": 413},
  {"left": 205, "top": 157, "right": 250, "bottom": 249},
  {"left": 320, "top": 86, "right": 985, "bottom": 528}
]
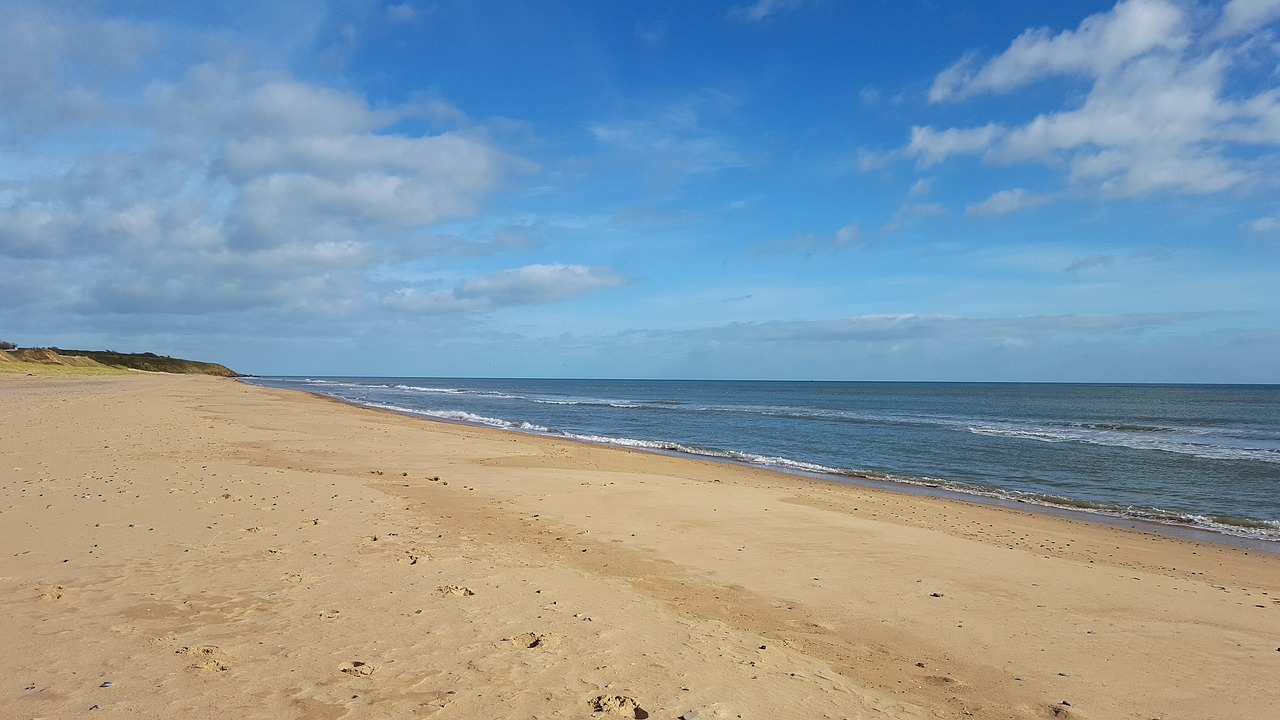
[{"left": 241, "top": 377, "right": 1280, "bottom": 544}]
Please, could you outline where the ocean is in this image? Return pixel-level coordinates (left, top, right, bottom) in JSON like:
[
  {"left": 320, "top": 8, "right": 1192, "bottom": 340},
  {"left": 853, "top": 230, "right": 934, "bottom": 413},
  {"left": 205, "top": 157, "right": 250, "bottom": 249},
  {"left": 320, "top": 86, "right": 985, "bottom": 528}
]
[{"left": 240, "top": 377, "right": 1280, "bottom": 545}]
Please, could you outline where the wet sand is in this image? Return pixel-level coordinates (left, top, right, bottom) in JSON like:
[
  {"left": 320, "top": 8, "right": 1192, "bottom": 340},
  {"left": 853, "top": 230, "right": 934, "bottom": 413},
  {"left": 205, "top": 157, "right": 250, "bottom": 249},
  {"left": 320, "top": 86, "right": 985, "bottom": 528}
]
[{"left": 3, "top": 372, "right": 1278, "bottom": 719}]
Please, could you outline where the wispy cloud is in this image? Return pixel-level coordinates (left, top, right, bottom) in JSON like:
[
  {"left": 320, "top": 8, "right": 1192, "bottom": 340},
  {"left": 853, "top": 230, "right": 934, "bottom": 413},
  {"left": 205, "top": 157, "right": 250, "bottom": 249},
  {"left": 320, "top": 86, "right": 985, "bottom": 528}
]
[
  {"left": 1244, "top": 215, "right": 1280, "bottom": 233},
  {"left": 1064, "top": 254, "right": 1116, "bottom": 273},
  {"left": 882, "top": 202, "right": 947, "bottom": 233},
  {"left": 590, "top": 90, "right": 748, "bottom": 183},
  {"left": 665, "top": 312, "right": 1206, "bottom": 344},
  {"left": 751, "top": 222, "right": 862, "bottom": 256},
  {"left": 966, "top": 189, "right": 1056, "bottom": 217},
  {"left": 386, "top": 3, "right": 418, "bottom": 23},
  {"left": 386, "top": 264, "right": 623, "bottom": 314},
  {"left": 728, "top": 0, "right": 812, "bottom": 23},
  {"left": 908, "top": 178, "right": 935, "bottom": 197}
]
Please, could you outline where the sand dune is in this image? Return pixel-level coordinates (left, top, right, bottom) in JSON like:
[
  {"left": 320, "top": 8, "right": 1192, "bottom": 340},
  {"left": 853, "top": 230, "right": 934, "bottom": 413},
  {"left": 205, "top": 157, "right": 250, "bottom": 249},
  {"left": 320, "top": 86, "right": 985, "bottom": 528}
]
[{"left": 2, "top": 373, "right": 1277, "bottom": 719}]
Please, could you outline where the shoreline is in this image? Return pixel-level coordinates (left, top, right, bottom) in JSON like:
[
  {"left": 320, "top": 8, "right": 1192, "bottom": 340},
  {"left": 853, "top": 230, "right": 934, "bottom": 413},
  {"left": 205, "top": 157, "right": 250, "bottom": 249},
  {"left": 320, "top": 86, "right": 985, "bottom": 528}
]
[
  {"left": 257, "top": 378, "right": 1280, "bottom": 553},
  {"left": 5, "top": 373, "right": 1279, "bottom": 719}
]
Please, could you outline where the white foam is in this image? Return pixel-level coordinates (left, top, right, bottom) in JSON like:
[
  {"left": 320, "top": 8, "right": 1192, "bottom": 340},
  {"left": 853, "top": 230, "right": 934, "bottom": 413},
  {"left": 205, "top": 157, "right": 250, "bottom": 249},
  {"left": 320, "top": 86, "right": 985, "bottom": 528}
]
[
  {"left": 969, "top": 424, "right": 1280, "bottom": 464},
  {"left": 364, "top": 402, "right": 550, "bottom": 432}
]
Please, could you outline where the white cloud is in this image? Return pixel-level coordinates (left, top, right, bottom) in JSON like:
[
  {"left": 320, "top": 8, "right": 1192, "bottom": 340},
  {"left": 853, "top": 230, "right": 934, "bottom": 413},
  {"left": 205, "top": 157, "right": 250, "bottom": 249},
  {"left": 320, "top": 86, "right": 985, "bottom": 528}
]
[
  {"left": 898, "top": 0, "right": 1280, "bottom": 199},
  {"left": 906, "top": 125, "right": 1004, "bottom": 167},
  {"left": 966, "top": 189, "right": 1055, "bottom": 217},
  {"left": 590, "top": 91, "right": 747, "bottom": 182},
  {"left": 0, "top": 4, "right": 152, "bottom": 130},
  {"left": 1245, "top": 215, "right": 1280, "bottom": 233},
  {"left": 930, "top": 0, "right": 1187, "bottom": 102},
  {"left": 635, "top": 18, "right": 667, "bottom": 44},
  {"left": 456, "top": 264, "right": 623, "bottom": 306},
  {"left": 0, "top": 6, "right": 537, "bottom": 327},
  {"left": 679, "top": 313, "right": 1203, "bottom": 344},
  {"left": 882, "top": 203, "right": 947, "bottom": 233},
  {"left": 908, "top": 178, "right": 934, "bottom": 197},
  {"left": 1214, "top": 0, "right": 1280, "bottom": 38},
  {"left": 752, "top": 222, "right": 862, "bottom": 256},
  {"left": 387, "top": 264, "right": 623, "bottom": 313},
  {"left": 386, "top": 3, "right": 418, "bottom": 23},
  {"left": 728, "top": 0, "right": 811, "bottom": 23},
  {"left": 1065, "top": 254, "right": 1116, "bottom": 273}
]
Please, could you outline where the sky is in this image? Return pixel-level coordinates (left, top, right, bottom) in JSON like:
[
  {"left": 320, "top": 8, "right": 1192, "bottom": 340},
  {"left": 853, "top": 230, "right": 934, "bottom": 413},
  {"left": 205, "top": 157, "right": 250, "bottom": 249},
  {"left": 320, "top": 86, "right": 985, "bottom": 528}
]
[{"left": 1, "top": 0, "right": 1279, "bottom": 382}]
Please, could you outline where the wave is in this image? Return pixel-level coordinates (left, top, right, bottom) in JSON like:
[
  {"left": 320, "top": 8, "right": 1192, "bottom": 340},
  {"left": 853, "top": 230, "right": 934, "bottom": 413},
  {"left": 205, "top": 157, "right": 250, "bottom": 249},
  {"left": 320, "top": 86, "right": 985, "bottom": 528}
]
[
  {"left": 238, "top": 377, "right": 1280, "bottom": 542},
  {"left": 554, "top": 432, "right": 1279, "bottom": 541},
  {"left": 968, "top": 424, "right": 1280, "bottom": 464},
  {"left": 363, "top": 402, "right": 550, "bottom": 432},
  {"left": 559, "top": 433, "right": 839, "bottom": 474},
  {"left": 389, "top": 383, "right": 655, "bottom": 409},
  {"left": 529, "top": 398, "right": 647, "bottom": 409}
]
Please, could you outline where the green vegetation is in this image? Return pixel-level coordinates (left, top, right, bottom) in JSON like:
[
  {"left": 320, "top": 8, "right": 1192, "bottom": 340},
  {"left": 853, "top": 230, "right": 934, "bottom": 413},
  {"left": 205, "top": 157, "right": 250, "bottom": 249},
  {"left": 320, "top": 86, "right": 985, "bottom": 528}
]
[{"left": 1, "top": 346, "right": 239, "bottom": 376}]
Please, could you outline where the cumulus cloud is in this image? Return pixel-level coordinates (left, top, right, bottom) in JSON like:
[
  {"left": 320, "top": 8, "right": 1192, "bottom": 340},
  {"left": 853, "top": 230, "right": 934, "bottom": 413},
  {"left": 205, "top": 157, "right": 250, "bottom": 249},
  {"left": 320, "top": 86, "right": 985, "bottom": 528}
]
[
  {"left": 906, "top": 124, "right": 1005, "bottom": 167},
  {"left": 1214, "top": 0, "right": 1280, "bottom": 38},
  {"left": 900, "top": 0, "right": 1280, "bottom": 200},
  {"left": 929, "top": 0, "right": 1188, "bottom": 102},
  {"left": 0, "top": 4, "right": 542, "bottom": 334}
]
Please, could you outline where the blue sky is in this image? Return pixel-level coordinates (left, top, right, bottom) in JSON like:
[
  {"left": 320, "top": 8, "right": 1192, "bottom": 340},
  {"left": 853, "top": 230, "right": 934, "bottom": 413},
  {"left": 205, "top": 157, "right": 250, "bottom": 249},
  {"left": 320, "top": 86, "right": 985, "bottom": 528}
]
[{"left": 2, "top": 0, "right": 1278, "bottom": 381}]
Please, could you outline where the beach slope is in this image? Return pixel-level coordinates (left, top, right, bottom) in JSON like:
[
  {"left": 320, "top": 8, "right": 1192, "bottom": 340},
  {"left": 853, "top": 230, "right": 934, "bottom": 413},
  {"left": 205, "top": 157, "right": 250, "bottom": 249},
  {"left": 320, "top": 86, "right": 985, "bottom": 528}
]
[{"left": 2, "top": 374, "right": 1277, "bottom": 719}]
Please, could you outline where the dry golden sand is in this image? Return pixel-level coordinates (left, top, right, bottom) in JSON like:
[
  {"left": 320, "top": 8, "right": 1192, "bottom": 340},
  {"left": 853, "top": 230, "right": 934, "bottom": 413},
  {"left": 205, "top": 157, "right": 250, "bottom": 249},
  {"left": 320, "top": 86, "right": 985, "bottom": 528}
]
[{"left": 2, "top": 373, "right": 1278, "bottom": 719}]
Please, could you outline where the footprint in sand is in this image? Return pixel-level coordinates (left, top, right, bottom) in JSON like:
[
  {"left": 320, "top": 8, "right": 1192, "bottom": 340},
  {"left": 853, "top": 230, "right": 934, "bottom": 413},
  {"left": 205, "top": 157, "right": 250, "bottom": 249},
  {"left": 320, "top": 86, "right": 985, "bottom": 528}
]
[
  {"left": 588, "top": 695, "right": 648, "bottom": 719},
  {"left": 437, "top": 585, "right": 474, "bottom": 597},
  {"left": 339, "top": 660, "right": 377, "bottom": 676},
  {"left": 176, "top": 646, "right": 231, "bottom": 672},
  {"left": 509, "top": 632, "right": 557, "bottom": 649},
  {"left": 282, "top": 573, "right": 305, "bottom": 584},
  {"left": 243, "top": 527, "right": 264, "bottom": 533},
  {"left": 318, "top": 609, "right": 340, "bottom": 620},
  {"left": 39, "top": 586, "right": 65, "bottom": 601},
  {"left": 399, "top": 549, "right": 429, "bottom": 565},
  {"left": 300, "top": 518, "right": 319, "bottom": 526}
]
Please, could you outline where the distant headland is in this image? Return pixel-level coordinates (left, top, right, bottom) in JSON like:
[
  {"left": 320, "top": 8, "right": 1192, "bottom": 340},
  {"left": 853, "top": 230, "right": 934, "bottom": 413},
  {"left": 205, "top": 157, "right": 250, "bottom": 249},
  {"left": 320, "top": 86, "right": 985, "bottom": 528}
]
[{"left": 0, "top": 342, "right": 239, "bottom": 376}]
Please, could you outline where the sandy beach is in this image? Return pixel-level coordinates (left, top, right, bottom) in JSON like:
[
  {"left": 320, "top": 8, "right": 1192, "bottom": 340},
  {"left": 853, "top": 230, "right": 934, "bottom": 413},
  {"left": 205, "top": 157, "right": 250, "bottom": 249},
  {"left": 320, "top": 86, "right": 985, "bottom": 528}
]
[{"left": 3, "top": 372, "right": 1278, "bottom": 720}]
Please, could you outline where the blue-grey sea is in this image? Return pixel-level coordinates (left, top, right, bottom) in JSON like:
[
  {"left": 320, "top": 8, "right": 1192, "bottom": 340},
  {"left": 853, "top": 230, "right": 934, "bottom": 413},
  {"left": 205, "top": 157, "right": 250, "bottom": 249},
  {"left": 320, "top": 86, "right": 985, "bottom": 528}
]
[{"left": 241, "top": 377, "right": 1280, "bottom": 543}]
